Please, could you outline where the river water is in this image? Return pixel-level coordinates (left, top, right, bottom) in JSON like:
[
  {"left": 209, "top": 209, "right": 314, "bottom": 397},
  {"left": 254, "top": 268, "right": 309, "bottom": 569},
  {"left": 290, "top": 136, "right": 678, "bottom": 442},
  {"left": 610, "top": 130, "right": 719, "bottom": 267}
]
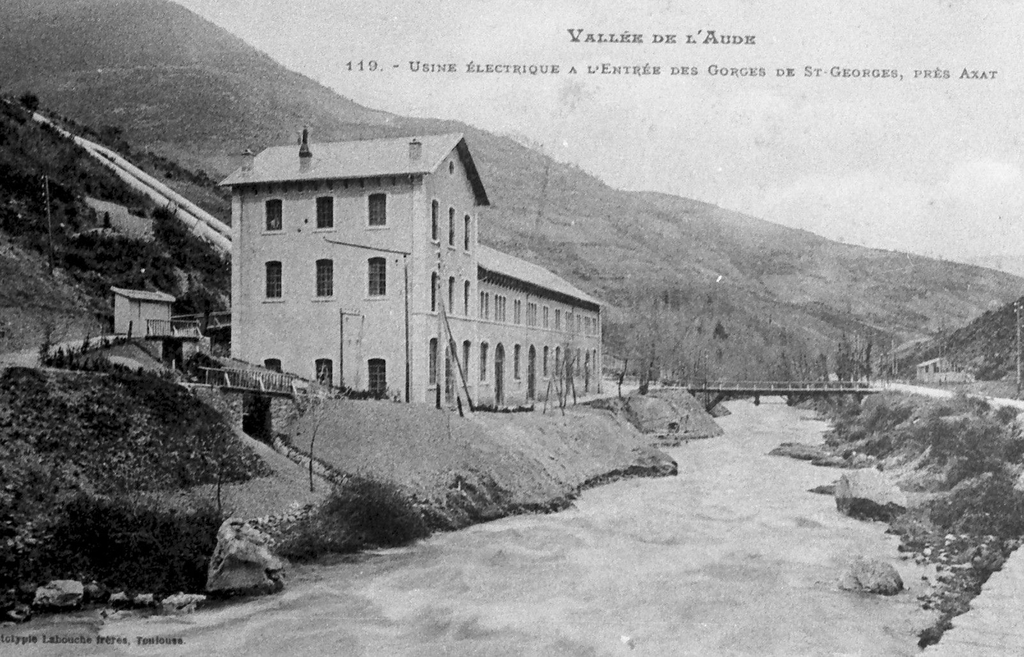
[{"left": 15, "top": 400, "right": 934, "bottom": 656}]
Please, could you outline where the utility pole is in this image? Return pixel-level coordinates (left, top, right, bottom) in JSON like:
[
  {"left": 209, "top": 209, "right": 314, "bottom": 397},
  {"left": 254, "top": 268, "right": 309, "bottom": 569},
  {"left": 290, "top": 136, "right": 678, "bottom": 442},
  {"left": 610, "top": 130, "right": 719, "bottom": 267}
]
[
  {"left": 43, "top": 175, "right": 54, "bottom": 274},
  {"left": 1011, "top": 298, "right": 1019, "bottom": 397}
]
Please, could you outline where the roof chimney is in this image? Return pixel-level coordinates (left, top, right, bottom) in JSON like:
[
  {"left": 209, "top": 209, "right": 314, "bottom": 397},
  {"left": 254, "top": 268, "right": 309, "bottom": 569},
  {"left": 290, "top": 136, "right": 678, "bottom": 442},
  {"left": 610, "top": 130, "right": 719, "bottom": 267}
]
[
  {"left": 408, "top": 138, "right": 422, "bottom": 161},
  {"left": 299, "top": 126, "right": 312, "bottom": 159},
  {"left": 241, "top": 148, "right": 254, "bottom": 172}
]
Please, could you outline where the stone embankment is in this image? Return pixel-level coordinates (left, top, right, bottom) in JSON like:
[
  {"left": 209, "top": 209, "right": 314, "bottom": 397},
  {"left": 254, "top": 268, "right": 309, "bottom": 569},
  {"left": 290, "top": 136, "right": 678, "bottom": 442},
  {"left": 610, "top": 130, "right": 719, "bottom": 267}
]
[{"left": 772, "top": 390, "right": 1024, "bottom": 649}]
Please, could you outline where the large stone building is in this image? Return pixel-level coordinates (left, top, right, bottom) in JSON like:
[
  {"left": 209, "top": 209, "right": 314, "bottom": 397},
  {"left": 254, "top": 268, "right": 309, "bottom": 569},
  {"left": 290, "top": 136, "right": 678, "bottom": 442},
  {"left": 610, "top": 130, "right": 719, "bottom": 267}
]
[{"left": 220, "top": 131, "right": 602, "bottom": 405}]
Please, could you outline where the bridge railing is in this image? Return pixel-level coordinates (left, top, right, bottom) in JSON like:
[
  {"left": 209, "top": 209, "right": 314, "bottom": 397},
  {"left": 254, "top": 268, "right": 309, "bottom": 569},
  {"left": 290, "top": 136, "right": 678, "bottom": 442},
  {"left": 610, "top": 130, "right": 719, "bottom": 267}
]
[
  {"left": 146, "top": 318, "right": 203, "bottom": 339},
  {"left": 679, "top": 380, "right": 874, "bottom": 392},
  {"left": 199, "top": 366, "right": 312, "bottom": 395},
  {"left": 171, "top": 311, "right": 231, "bottom": 330}
]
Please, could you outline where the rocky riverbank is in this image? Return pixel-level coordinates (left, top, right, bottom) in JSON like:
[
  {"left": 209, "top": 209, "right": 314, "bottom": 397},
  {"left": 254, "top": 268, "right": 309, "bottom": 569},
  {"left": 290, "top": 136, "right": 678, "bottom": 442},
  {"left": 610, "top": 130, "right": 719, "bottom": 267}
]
[{"left": 772, "top": 392, "right": 1024, "bottom": 647}]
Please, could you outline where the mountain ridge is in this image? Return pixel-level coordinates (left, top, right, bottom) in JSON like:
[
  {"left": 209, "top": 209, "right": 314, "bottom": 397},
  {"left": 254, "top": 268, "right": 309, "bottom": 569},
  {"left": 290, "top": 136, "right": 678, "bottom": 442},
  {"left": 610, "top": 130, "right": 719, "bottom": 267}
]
[{"left": 2, "top": 0, "right": 1020, "bottom": 378}]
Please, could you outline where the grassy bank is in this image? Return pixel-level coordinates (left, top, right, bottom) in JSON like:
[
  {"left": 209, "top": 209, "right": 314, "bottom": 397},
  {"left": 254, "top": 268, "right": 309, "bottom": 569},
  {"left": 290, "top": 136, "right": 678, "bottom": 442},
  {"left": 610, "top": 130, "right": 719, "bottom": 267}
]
[
  {"left": 0, "top": 367, "right": 269, "bottom": 604},
  {"left": 269, "top": 399, "right": 678, "bottom": 560},
  {"left": 819, "top": 392, "right": 1024, "bottom": 646}
]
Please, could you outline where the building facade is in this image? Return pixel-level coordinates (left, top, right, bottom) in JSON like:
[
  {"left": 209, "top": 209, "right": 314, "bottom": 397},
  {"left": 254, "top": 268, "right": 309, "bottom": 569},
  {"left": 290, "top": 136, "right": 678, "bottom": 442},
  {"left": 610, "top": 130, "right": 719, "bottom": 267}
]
[{"left": 220, "top": 132, "right": 601, "bottom": 405}]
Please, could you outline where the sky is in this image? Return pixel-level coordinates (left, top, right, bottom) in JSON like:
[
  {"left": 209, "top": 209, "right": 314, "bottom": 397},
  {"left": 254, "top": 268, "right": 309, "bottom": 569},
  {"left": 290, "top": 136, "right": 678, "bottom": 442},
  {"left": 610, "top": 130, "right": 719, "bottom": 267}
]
[{"left": 176, "top": 0, "right": 1024, "bottom": 272}]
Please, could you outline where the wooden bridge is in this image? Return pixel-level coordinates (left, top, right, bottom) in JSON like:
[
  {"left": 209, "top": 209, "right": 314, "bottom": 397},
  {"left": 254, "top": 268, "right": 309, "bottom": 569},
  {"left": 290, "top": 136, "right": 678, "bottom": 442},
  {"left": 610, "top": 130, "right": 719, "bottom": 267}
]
[
  {"left": 681, "top": 381, "right": 878, "bottom": 411},
  {"left": 199, "top": 366, "right": 322, "bottom": 398}
]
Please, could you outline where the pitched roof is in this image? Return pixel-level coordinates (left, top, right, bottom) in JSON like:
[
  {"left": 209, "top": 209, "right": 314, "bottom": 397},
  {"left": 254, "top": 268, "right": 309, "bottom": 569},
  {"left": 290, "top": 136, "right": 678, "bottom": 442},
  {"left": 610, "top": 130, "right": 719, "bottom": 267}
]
[
  {"left": 219, "top": 133, "right": 489, "bottom": 205},
  {"left": 476, "top": 245, "right": 601, "bottom": 310},
  {"left": 110, "top": 286, "right": 175, "bottom": 303}
]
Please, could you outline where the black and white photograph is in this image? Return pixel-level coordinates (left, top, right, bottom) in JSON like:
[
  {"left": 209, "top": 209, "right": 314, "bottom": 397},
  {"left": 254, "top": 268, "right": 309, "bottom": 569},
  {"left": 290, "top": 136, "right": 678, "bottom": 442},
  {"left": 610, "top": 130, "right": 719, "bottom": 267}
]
[{"left": 1, "top": 0, "right": 1022, "bottom": 654}]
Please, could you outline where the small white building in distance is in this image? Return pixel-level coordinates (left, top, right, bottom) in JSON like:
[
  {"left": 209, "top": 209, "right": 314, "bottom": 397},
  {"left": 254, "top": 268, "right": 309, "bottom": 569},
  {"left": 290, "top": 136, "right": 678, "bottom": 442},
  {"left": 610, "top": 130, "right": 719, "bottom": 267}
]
[
  {"left": 111, "top": 286, "right": 174, "bottom": 337},
  {"left": 219, "top": 131, "right": 602, "bottom": 405}
]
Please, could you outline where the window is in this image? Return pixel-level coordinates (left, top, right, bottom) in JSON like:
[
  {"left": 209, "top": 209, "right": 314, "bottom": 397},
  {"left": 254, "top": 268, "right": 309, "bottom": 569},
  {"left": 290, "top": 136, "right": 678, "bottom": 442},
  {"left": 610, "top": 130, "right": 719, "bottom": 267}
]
[
  {"left": 513, "top": 299, "right": 522, "bottom": 325},
  {"left": 480, "top": 342, "right": 488, "bottom": 381},
  {"left": 542, "top": 347, "right": 549, "bottom": 377},
  {"left": 543, "top": 306, "right": 549, "bottom": 328},
  {"left": 555, "top": 309, "right": 561, "bottom": 330},
  {"left": 449, "top": 160, "right": 455, "bottom": 174},
  {"left": 555, "top": 346, "right": 561, "bottom": 374},
  {"left": 368, "top": 193, "right": 387, "bottom": 226},
  {"left": 464, "top": 281, "right": 470, "bottom": 315},
  {"left": 265, "top": 199, "right": 282, "bottom": 231},
  {"left": 495, "top": 295, "right": 506, "bottom": 322},
  {"left": 429, "top": 338, "right": 438, "bottom": 385},
  {"left": 513, "top": 344, "right": 521, "bottom": 379},
  {"left": 479, "top": 291, "right": 485, "bottom": 318},
  {"left": 462, "top": 341, "right": 471, "bottom": 383},
  {"left": 316, "top": 197, "right": 333, "bottom": 229},
  {"left": 265, "top": 261, "right": 282, "bottom": 298},
  {"left": 368, "top": 257, "right": 386, "bottom": 296},
  {"left": 566, "top": 311, "right": 573, "bottom": 332},
  {"left": 448, "top": 207, "right": 455, "bottom": 246},
  {"left": 448, "top": 276, "right": 455, "bottom": 313},
  {"left": 464, "top": 215, "right": 471, "bottom": 250},
  {"left": 527, "top": 302, "right": 537, "bottom": 327},
  {"left": 316, "top": 259, "right": 333, "bottom": 297},
  {"left": 578, "top": 315, "right": 583, "bottom": 333},
  {"left": 444, "top": 342, "right": 454, "bottom": 401},
  {"left": 431, "top": 273, "right": 439, "bottom": 311},
  {"left": 431, "top": 200, "right": 439, "bottom": 241},
  {"left": 315, "top": 358, "right": 333, "bottom": 387},
  {"left": 264, "top": 358, "right": 281, "bottom": 373},
  {"left": 368, "top": 359, "right": 386, "bottom": 396}
]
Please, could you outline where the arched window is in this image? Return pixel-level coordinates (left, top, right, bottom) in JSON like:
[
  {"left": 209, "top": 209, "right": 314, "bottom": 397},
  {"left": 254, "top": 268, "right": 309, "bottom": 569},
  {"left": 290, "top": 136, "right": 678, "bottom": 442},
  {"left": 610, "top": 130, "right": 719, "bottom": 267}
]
[
  {"left": 448, "top": 207, "right": 455, "bottom": 246},
  {"left": 428, "top": 338, "right": 438, "bottom": 385},
  {"left": 480, "top": 342, "right": 489, "bottom": 381},
  {"left": 315, "top": 259, "right": 333, "bottom": 297},
  {"left": 542, "top": 346, "right": 549, "bottom": 377},
  {"left": 464, "top": 214, "right": 471, "bottom": 250},
  {"left": 368, "top": 359, "right": 386, "bottom": 396},
  {"left": 464, "top": 280, "right": 470, "bottom": 315},
  {"left": 265, "top": 261, "right": 282, "bottom": 298},
  {"left": 555, "top": 346, "right": 561, "bottom": 375},
  {"left": 430, "top": 272, "right": 438, "bottom": 312},
  {"left": 431, "top": 200, "right": 439, "bottom": 241},
  {"left": 368, "top": 257, "right": 386, "bottom": 296},
  {"left": 448, "top": 276, "right": 455, "bottom": 313},
  {"left": 513, "top": 344, "right": 521, "bottom": 380},
  {"left": 315, "top": 358, "right": 333, "bottom": 387},
  {"left": 463, "top": 341, "right": 471, "bottom": 383}
]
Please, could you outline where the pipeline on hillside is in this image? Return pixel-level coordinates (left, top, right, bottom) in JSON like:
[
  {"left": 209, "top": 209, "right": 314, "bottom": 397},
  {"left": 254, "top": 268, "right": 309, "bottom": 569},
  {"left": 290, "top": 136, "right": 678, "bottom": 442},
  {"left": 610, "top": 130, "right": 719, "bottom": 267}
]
[{"left": 29, "top": 111, "right": 233, "bottom": 254}]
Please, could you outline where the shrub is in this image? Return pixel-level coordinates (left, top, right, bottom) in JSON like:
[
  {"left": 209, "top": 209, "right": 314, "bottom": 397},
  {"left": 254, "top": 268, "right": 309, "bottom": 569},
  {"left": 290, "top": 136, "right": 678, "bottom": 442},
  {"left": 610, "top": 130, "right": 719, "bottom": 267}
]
[
  {"left": 929, "top": 470, "right": 1024, "bottom": 538},
  {"left": 277, "top": 477, "right": 428, "bottom": 560},
  {"left": 32, "top": 494, "right": 223, "bottom": 594}
]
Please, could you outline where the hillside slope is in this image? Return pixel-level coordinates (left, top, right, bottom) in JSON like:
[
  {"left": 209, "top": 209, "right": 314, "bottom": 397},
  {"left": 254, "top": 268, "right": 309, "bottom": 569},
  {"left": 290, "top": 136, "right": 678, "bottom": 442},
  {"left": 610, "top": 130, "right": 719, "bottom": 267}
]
[
  {"left": 0, "top": 96, "right": 229, "bottom": 353},
  {"left": 2, "top": 0, "right": 1020, "bottom": 378}
]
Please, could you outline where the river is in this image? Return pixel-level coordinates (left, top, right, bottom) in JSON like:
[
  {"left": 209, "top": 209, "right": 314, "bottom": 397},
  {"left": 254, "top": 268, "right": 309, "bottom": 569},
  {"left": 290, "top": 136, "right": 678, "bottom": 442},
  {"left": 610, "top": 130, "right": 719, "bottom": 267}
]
[{"left": 14, "top": 400, "right": 935, "bottom": 656}]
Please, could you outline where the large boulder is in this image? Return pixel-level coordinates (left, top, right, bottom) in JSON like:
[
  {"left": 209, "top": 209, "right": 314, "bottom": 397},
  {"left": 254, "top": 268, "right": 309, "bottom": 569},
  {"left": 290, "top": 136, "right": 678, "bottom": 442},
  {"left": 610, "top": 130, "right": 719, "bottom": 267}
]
[
  {"left": 33, "top": 580, "right": 84, "bottom": 610},
  {"left": 162, "top": 592, "right": 206, "bottom": 614},
  {"left": 838, "top": 557, "right": 904, "bottom": 595},
  {"left": 834, "top": 468, "right": 907, "bottom": 521},
  {"left": 206, "top": 518, "right": 286, "bottom": 596}
]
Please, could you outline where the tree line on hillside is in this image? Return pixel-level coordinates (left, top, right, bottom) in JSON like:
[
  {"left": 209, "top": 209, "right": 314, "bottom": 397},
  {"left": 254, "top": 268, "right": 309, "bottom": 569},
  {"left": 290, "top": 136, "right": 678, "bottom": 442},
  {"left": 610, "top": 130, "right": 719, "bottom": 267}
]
[
  {"left": 607, "top": 284, "right": 882, "bottom": 385},
  {"left": 0, "top": 94, "right": 229, "bottom": 319}
]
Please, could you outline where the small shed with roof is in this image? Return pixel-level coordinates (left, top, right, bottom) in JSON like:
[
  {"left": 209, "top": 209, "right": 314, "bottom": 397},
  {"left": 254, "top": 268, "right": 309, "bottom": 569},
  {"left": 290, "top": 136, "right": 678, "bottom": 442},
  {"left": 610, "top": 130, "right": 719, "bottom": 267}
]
[{"left": 111, "top": 286, "right": 175, "bottom": 336}]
